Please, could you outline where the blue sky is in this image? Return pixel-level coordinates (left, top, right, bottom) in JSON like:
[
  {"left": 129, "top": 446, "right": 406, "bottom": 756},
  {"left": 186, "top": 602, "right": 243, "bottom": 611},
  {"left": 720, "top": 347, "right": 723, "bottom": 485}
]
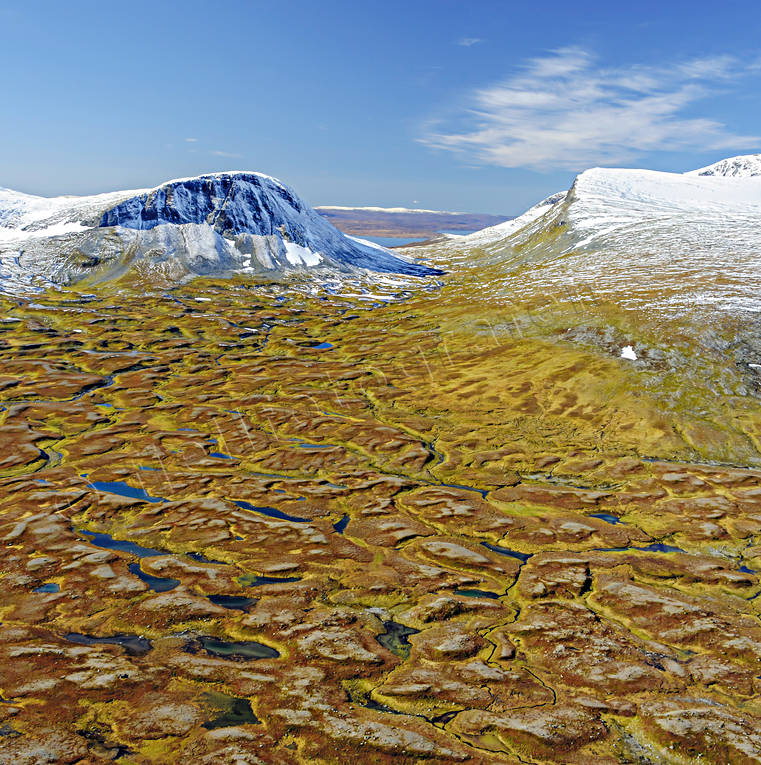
[{"left": 1, "top": 0, "right": 760, "bottom": 213}]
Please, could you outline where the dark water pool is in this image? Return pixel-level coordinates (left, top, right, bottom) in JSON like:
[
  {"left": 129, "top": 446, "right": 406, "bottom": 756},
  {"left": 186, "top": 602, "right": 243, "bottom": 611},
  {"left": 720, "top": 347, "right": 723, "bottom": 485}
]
[
  {"left": 232, "top": 499, "right": 309, "bottom": 523},
  {"left": 128, "top": 563, "right": 180, "bottom": 592},
  {"left": 375, "top": 620, "right": 420, "bottom": 659},
  {"left": 185, "top": 636, "right": 279, "bottom": 660},
  {"left": 65, "top": 632, "right": 153, "bottom": 657},
  {"left": 87, "top": 480, "right": 166, "bottom": 503}
]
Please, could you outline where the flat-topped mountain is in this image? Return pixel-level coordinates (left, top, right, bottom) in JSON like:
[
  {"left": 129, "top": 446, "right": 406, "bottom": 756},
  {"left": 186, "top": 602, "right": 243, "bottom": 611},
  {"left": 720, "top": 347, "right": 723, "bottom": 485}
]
[{"left": 0, "top": 172, "right": 442, "bottom": 291}]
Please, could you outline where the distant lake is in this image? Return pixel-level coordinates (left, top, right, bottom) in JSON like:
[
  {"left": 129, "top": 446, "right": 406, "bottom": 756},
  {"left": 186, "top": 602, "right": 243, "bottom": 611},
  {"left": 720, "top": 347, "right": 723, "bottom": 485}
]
[
  {"left": 362, "top": 230, "right": 479, "bottom": 248},
  {"left": 362, "top": 235, "right": 427, "bottom": 247}
]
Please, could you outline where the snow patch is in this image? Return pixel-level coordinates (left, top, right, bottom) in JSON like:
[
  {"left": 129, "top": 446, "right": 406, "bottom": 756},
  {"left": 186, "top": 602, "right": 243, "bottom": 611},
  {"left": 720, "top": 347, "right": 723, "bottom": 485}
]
[
  {"left": 284, "top": 241, "right": 322, "bottom": 267},
  {"left": 620, "top": 346, "right": 638, "bottom": 361}
]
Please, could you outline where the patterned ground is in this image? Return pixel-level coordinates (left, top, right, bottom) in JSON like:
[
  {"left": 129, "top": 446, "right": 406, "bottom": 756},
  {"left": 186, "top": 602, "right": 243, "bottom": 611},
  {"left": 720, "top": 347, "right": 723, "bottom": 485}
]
[{"left": 2, "top": 268, "right": 761, "bottom": 764}]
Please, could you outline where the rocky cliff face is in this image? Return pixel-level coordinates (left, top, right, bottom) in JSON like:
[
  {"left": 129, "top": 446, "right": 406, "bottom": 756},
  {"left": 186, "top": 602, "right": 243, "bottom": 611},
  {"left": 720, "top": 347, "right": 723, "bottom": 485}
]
[
  {"left": 99, "top": 173, "right": 308, "bottom": 234},
  {"left": 0, "top": 172, "right": 442, "bottom": 292}
]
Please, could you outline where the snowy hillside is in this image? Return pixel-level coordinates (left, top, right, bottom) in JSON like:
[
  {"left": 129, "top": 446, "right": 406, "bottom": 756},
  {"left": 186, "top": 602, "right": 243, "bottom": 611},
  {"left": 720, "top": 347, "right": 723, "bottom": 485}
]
[
  {"left": 450, "top": 191, "right": 566, "bottom": 248},
  {"left": 424, "top": 154, "right": 761, "bottom": 314},
  {"left": 553, "top": 166, "right": 761, "bottom": 252},
  {"left": 0, "top": 172, "right": 441, "bottom": 291}
]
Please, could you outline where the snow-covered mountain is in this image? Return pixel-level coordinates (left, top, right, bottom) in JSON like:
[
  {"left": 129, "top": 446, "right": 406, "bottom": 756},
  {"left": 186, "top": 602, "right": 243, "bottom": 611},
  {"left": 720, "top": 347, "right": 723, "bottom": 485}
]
[
  {"left": 431, "top": 154, "right": 761, "bottom": 314},
  {"left": 0, "top": 172, "right": 441, "bottom": 291},
  {"left": 688, "top": 153, "right": 761, "bottom": 177}
]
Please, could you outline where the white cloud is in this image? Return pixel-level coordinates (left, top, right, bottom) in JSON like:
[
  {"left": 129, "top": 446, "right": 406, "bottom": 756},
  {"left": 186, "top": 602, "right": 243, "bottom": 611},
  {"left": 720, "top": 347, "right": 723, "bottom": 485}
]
[
  {"left": 457, "top": 37, "right": 481, "bottom": 47},
  {"left": 211, "top": 150, "right": 243, "bottom": 158},
  {"left": 421, "top": 47, "right": 760, "bottom": 170},
  {"left": 185, "top": 137, "right": 198, "bottom": 143}
]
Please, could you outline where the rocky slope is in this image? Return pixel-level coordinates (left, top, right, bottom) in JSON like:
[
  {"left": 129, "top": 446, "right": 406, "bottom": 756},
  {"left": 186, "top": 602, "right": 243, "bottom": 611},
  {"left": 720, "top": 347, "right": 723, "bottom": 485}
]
[{"left": 0, "top": 172, "right": 441, "bottom": 291}]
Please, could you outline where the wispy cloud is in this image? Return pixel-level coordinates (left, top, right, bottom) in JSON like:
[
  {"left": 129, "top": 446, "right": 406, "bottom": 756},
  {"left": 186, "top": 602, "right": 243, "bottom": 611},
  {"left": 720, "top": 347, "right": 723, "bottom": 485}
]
[
  {"left": 185, "top": 137, "right": 198, "bottom": 143},
  {"left": 421, "top": 47, "right": 759, "bottom": 170},
  {"left": 211, "top": 150, "right": 243, "bottom": 158},
  {"left": 457, "top": 37, "right": 481, "bottom": 47}
]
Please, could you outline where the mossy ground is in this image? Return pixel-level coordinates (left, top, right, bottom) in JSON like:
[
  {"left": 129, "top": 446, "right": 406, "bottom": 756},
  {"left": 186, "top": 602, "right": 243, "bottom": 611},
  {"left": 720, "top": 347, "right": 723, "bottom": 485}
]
[{"left": 1, "top": 259, "right": 761, "bottom": 763}]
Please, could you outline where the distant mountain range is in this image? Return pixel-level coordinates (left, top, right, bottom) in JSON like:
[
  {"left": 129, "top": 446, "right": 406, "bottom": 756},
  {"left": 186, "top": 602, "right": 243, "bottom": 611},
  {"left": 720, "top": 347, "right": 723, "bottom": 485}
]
[
  {"left": 0, "top": 172, "right": 442, "bottom": 292},
  {"left": 1, "top": 155, "right": 759, "bottom": 297},
  {"left": 315, "top": 206, "right": 511, "bottom": 238}
]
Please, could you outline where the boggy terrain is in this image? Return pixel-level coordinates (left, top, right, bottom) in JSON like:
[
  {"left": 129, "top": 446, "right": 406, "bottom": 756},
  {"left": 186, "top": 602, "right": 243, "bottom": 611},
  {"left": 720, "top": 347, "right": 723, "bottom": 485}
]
[{"left": 2, "top": 265, "right": 761, "bottom": 764}]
